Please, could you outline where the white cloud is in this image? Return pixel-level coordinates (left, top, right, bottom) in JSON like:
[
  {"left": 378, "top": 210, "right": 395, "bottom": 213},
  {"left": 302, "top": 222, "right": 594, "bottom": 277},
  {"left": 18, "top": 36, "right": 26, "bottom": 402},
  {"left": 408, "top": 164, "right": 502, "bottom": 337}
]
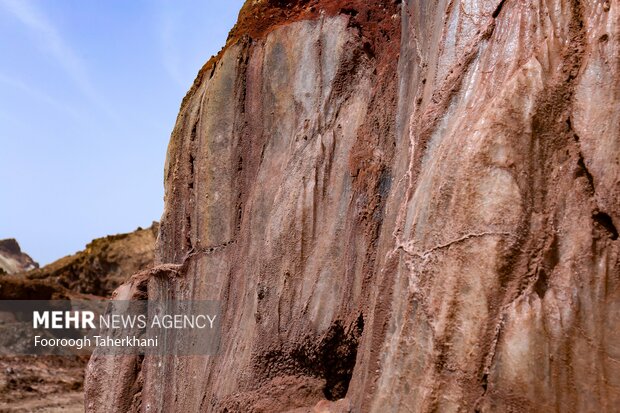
[
  {"left": 0, "top": 71, "right": 81, "bottom": 119},
  {"left": 0, "top": 0, "right": 118, "bottom": 120}
]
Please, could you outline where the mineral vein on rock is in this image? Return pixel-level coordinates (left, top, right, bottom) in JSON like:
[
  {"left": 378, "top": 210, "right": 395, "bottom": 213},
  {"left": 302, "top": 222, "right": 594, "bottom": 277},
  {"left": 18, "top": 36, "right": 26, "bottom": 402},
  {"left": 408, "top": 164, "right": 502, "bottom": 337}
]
[{"left": 86, "top": 0, "right": 619, "bottom": 412}]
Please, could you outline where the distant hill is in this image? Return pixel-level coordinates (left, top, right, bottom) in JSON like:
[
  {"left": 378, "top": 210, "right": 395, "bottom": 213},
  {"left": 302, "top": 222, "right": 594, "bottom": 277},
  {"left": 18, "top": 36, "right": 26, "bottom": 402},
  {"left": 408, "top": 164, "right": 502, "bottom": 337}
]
[{"left": 0, "top": 238, "right": 38, "bottom": 275}]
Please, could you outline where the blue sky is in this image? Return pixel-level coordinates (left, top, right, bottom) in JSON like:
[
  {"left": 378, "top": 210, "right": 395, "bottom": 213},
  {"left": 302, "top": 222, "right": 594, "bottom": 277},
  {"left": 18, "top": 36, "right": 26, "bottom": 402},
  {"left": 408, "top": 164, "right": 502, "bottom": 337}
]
[{"left": 0, "top": 0, "right": 244, "bottom": 265}]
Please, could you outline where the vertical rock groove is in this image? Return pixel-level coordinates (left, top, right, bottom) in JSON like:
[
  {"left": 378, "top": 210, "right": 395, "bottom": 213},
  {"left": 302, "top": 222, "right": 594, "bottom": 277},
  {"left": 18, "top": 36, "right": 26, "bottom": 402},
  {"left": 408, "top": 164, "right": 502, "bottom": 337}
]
[{"left": 85, "top": 1, "right": 619, "bottom": 412}]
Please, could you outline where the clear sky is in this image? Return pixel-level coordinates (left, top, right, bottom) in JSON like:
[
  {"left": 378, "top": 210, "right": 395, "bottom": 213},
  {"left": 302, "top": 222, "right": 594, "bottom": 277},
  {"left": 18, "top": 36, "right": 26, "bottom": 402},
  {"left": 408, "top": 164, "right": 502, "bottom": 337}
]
[{"left": 0, "top": 0, "right": 244, "bottom": 265}]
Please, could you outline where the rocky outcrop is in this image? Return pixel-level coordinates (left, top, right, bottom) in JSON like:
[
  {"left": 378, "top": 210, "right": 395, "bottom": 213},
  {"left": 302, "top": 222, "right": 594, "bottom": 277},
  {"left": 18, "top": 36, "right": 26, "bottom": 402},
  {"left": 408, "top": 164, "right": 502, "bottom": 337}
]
[
  {"left": 0, "top": 224, "right": 158, "bottom": 301},
  {"left": 0, "top": 239, "right": 38, "bottom": 275},
  {"left": 86, "top": 0, "right": 619, "bottom": 412},
  {"left": 23, "top": 223, "right": 158, "bottom": 297}
]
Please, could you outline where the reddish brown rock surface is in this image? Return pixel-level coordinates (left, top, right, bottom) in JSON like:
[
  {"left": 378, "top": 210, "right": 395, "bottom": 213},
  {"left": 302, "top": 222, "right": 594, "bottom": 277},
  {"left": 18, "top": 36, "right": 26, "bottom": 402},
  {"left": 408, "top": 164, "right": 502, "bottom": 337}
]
[{"left": 86, "top": 0, "right": 620, "bottom": 412}]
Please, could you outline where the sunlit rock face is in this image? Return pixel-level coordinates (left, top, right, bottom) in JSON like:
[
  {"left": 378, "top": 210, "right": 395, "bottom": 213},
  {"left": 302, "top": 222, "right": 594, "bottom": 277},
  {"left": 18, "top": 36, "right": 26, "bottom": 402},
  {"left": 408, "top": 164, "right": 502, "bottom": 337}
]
[
  {"left": 85, "top": 0, "right": 619, "bottom": 412},
  {"left": 370, "top": 0, "right": 620, "bottom": 411}
]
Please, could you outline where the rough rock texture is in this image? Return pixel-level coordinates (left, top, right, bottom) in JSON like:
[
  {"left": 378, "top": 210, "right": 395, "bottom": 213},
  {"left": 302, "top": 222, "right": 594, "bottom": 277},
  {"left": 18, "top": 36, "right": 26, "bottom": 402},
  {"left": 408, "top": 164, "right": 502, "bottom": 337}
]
[
  {"left": 86, "top": 0, "right": 619, "bottom": 412},
  {"left": 371, "top": 1, "right": 620, "bottom": 411},
  {"left": 0, "top": 239, "right": 38, "bottom": 275}
]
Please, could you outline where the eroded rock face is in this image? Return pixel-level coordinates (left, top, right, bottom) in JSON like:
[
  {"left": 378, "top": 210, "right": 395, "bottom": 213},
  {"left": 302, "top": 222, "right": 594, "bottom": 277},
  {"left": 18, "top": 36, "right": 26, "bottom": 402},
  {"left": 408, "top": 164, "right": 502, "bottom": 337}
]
[
  {"left": 86, "top": 0, "right": 619, "bottom": 412},
  {"left": 0, "top": 239, "right": 38, "bottom": 275},
  {"left": 369, "top": 1, "right": 620, "bottom": 411}
]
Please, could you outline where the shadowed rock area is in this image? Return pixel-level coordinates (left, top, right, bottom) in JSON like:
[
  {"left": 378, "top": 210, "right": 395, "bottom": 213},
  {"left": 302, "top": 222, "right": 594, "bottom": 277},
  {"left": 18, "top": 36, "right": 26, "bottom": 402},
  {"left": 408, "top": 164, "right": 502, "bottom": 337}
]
[{"left": 86, "top": 0, "right": 619, "bottom": 412}]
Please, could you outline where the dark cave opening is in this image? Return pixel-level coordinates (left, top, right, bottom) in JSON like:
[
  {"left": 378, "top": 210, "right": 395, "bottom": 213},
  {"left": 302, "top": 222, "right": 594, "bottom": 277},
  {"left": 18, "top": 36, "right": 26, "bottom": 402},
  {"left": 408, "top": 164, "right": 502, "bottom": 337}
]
[{"left": 593, "top": 211, "right": 618, "bottom": 240}]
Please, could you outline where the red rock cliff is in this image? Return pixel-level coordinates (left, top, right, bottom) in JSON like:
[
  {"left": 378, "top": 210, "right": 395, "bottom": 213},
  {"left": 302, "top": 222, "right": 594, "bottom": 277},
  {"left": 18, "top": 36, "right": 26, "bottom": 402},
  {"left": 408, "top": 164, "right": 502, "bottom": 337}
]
[{"left": 86, "top": 0, "right": 620, "bottom": 412}]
